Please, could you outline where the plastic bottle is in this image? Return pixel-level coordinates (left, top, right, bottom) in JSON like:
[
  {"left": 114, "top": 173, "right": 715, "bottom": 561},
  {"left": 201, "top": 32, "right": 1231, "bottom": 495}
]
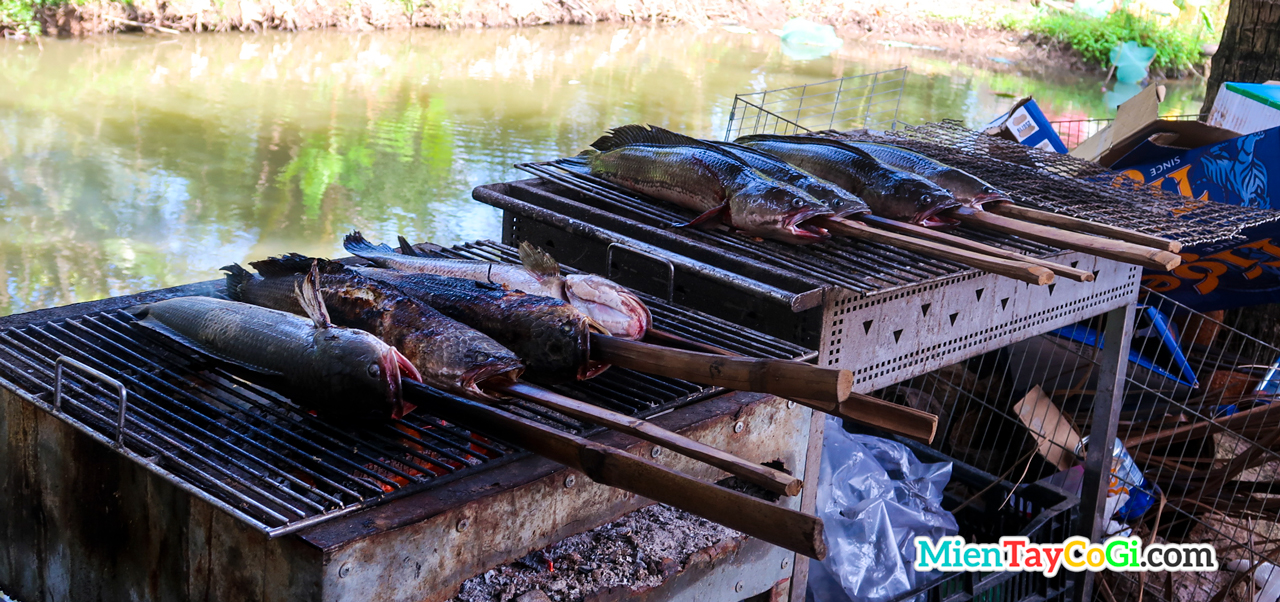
[{"left": 1076, "top": 436, "right": 1158, "bottom": 520}]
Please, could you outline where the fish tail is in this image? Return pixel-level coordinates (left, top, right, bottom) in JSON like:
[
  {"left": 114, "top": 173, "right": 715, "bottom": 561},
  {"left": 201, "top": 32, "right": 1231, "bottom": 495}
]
[
  {"left": 221, "top": 263, "right": 257, "bottom": 301},
  {"left": 124, "top": 303, "right": 151, "bottom": 319},
  {"left": 554, "top": 154, "right": 592, "bottom": 174},
  {"left": 343, "top": 231, "right": 398, "bottom": 261}
]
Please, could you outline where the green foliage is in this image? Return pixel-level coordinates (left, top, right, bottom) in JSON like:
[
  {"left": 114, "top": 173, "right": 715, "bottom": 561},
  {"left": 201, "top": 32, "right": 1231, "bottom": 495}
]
[
  {"left": 0, "top": 0, "right": 42, "bottom": 36},
  {"left": 1027, "top": 9, "right": 1211, "bottom": 74}
]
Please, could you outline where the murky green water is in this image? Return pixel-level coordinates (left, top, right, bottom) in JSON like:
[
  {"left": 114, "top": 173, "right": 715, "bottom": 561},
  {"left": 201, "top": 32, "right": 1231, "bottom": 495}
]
[{"left": 0, "top": 25, "right": 1205, "bottom": 315}]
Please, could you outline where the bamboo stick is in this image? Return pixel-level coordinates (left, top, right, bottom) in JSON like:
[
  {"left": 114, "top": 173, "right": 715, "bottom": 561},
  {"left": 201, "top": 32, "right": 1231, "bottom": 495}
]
[
  {"left": 490, "top": 381, "right": 803, "bottom": 497},
  {"left": 987, "top": 202, "right": 1182, "bottom": 253},
  {"left": 859, "top": 214, "right": 1096, "bottom": 283},
  {"left": 949, "top": 208, "right": 1182, "bottom": 271},
  {"left": 591, "top": 334, "right": 852, "bottom": 403},
  {"left": 818, "top": 217, "right": 1055, "bottom": 286},
  {"left": 408, "top": 381, "right": 827, "bottom": 559}
]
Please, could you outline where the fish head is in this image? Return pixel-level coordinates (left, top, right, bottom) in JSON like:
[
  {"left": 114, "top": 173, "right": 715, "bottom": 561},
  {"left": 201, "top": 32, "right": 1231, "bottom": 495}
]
[
  {"left": 319, "top": 331, "right": 423, "bottom": 420},
  {"left": 902, "top": 181, "right": 962, "bottom": 227},
  {"left": 458, "top": 347, "right": 524, "bottom": 399},
  {"left": 934, "top": 172, "right": 1010, "bottom": 206},
  {"left": 563, "top": 275, "right": 652, "bottom": 340},
  {"left": 730, "top": 182, "right": 834, "bottom": 245}
]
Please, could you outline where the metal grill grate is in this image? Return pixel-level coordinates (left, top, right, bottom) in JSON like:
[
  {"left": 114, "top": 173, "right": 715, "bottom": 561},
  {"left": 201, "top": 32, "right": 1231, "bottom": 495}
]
[
  {"left": 820, "top": 121, "right": 1280, "bottom": 246},
  {"left": 0, "top": 241, "right": 809, "bottom": 537},
  {"left": 515, "top": 162, "right": 1062, "bottom": 300}
]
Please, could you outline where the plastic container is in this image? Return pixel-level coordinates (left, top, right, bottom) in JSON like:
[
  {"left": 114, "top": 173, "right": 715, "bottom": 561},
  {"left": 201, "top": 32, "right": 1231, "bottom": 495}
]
[{"left": 1075, "top": 436, "right": 1157, "bottom": 520}]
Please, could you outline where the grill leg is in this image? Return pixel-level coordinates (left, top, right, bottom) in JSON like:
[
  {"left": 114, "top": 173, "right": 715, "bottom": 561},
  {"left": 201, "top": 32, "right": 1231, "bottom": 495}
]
[{"left": 1076, "top": 303, "right": 1136, "bottom": 602}]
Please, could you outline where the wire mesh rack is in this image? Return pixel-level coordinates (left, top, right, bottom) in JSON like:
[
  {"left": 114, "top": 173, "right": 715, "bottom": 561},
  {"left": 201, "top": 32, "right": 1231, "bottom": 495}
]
[
  {"left": 866, "top": 291, "right": 1280, "bottom": 602},
  {"left": 1049, "top": 114, "right": 1202, "bottom": 152},
  {"left": 723, "top": 67, "right": 908, "bottom": 141}
]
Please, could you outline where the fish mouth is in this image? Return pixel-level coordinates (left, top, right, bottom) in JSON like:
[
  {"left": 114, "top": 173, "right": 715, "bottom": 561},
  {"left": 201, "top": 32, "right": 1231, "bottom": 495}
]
[
  {"left": 970, "top": 192, "right": 1011, "bottom": 206},
  {"left": 783, "top": 207, "right": 834, "bottom": 243},
  {"left": 382, "top": 348, "right": 423, "bottom": 420},
  {"left": 462, "top": 361, "right": 525, "bottom": 400},
  {"left": 912, "top": 198, "right": 963, "bottom": 228}
]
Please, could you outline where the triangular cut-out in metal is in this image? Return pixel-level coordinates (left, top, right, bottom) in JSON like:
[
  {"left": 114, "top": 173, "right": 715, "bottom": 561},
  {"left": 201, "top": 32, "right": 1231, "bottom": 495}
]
[
  {"left": 1070, "top": 261, "right": 1079, "bottom": 268},
  {"left": 893, "top": 329, "right": 904, "bottom": 343},
  {"left": 975, "top": 288, "right": 984, "bottom": 301},
  {"left": 863, "top": 320, "right": 874, "bottom": 334},
  {"left": 1047, "top": 283, "right": 1057, "bottom": 295},
  {"left": 921, "top": 303, "right": 931, "bottom": 317},
  {"left": 1000, "top": 297, "right": 1009, "bottom": 310},
  {"left": 949, "top": 312, "right": 959, "bottom": 326}
]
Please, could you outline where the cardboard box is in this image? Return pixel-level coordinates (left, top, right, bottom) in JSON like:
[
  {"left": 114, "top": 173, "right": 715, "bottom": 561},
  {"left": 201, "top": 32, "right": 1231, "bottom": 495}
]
[
  {"left": 1208, "top": 81, "right": 1280, "bottom": 136},
  {"left": 982, "top": 97, "right": 1069, "bottom": 154},
  {"left": 1111, "top": 125, "right": 1280, "bottom": 208},
  {"left": 1069, "top": 84, "right": 1242, "bottom": 166}
]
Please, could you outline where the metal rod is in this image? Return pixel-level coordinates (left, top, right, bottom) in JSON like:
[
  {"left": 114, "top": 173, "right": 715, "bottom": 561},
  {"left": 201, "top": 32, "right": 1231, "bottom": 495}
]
[{"left": 55, "top": 356, "right": 129, "bottom": 449}]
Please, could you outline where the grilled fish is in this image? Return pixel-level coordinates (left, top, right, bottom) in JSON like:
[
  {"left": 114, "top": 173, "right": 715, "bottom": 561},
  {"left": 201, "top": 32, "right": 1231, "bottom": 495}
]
[
  {"left": 841, "top": 141, "right": 1009, "bottom": 207},
  {"left": 734, "top": 134, "right": 961, "bottom": 227},
  {"left": 708, "top": 141, "right": 871, "bottom": 218},
  {"left": 563, "top": 124, "right": 834, "bottom": 244},
  {"left": 354, "top": 268, "right": 608, "bottom": 385},
  {"left": 130, "top": 267, "right": 422, "bottom": 421},
  {"left": 343, "top": 232, "right": 651, "bottom": 340},
  {"left": 224, "top": 256, "right": 524, "bottom": 402}
]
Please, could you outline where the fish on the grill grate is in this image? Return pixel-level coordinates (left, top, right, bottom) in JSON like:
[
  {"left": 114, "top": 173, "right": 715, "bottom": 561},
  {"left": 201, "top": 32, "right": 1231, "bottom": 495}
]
[
  {"left": 734, "top": 134, "right": 962, "bottom": 227},
  {"left": 838, "top": 139, "right": 1010, "bottom": 208},
  {"left": 708, "top": 141, "right": 871, "bottom": 218},
  {"left": 224, "top": 257, "right": 525, "bottom": 402},
  {"left": 559, "top": 124, "right": 835, "bottom": 244},
  {"left": 129, "top": 265, "right": 423, "bottom": 421},
  {"left": 352, "top": 267, "right": 610, "bottom": 385},
  {"left": 343, "top": 231, "right": 651, "bottom": 340}
]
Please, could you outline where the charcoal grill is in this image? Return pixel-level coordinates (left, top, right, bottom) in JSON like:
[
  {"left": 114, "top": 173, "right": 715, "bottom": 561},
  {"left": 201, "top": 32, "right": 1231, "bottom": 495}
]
[{"left": 0, "top": 241, "right": 820, "bottom": 602}]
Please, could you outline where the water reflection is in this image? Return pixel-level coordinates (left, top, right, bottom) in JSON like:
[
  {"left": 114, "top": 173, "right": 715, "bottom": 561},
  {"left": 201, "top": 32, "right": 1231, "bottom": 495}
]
[{"left": 0, "top": 25, "right": 1204, "bottom": 314}]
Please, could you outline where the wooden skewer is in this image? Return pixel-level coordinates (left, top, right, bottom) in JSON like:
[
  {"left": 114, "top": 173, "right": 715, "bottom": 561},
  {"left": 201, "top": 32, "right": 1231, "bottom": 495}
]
[
  {"left": 591, "top": 334, "right": 852, "bottom": 403},
  {"left": 817, "top": 217, "right": 1055, "bottom": 286},
  {"left": 859, "top": 214, "right": 1096, "bottom": 283},
  {"left": 490, "top": 381, "right": 803, "bottom": 497},
  {"left": 408, "top": 382, "right": 827, "bottom": 559},
  {"left": 987, "top": 202, "right": 1182, "bottom": 253},
  {"left": 949, "top": 208, "right": 1182, "bottom": 271}
]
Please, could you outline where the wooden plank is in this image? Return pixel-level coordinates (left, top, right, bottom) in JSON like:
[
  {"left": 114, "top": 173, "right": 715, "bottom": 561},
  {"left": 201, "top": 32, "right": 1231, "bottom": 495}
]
[
  {"left": 950, "top": 207, "right": 1182, "bottom": 271},
  {"left": 987, "top": 202, "right": 1182, "bottom": 253}
]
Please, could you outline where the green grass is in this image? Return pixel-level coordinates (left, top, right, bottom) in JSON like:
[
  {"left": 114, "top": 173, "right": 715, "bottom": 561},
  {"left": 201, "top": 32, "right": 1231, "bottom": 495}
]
[{"left": 1024, "top": 9, "right": 1211, "bottom": 75}]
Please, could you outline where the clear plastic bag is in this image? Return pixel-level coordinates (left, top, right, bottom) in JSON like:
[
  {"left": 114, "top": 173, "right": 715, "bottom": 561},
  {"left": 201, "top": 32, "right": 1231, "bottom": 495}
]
[{"left": 808, "top": 418, "right": 959, "bottom": 602}]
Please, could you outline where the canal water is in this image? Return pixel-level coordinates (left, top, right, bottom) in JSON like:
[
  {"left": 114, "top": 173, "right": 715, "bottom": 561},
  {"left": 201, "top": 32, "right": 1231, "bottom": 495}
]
[{"left": 0, "top": 25, "right": 1205, "bottom": 314}]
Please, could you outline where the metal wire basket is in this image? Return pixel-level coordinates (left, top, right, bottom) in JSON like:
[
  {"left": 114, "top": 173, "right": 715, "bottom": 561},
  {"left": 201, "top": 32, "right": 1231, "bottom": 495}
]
[{"left": 723, "top": 67, "right": 908, "bottom": 141}]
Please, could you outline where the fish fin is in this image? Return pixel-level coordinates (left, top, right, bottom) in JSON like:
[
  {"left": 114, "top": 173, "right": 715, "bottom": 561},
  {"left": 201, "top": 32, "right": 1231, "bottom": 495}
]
[
  {"left": 734, "top": 133, "right": 864, "bottom": 153},
  {"left": 343, "top": 231, "right": 399, "bottom": 261},
  {"left": 396, "top": 236, "right": 420, "bottom": 257},
  {"left": 675, "top": 204, "right": 729, "bottom": 229},
  {"left": 221, "top": 264, "right": 258, "bottom": 302},
  {"left": 251, "top": 254, "right": 345, "bottom": 278},
  {"left": 294, "top": 261, "right": 334, "bottom": 330},
  {"left": 591, "top": 125, "right": 745, "bottom": 161},
  {"left": 394, "top": 236, "right": 443, "bottom": 258},
  {"left": 517, "top": 241, "right": 561, "bottom": 279}
]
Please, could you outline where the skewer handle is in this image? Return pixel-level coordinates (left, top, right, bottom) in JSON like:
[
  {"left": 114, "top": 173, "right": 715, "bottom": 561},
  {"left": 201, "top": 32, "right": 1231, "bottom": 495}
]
[
  {"left": 591, "top": 334, "right": 852, "bottom": 403},
  {"left": 790, "top": 394, "right": 938, "bottom": 444},
  {"left": 951, "top": 208, "right": 1182, "bottom": 271},
  {"left": 408, "top": 382, "right": 827, "bottom": 559},
  {"left": 987, "top": 202, "right": 1182, "bottom": 253},
  {"left": 859, "top": 214, "right": 1095, "bottom": 283},
  {"left": 492, "top": 381, "right": 804, "bottom": 497},
  {"left": 819, "top": 217, "right": 1054, "bottom": 286}
]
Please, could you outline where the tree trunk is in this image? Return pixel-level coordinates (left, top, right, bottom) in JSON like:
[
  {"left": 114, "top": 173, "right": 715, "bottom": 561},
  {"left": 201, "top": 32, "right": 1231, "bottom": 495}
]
[{"left": 1199, "top": 0, "right": 1280, "bottom": 118}]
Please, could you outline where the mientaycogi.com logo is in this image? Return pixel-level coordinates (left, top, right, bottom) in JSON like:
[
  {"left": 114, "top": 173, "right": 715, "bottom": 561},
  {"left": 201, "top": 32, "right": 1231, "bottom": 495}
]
[{"left": 915, "top": 536, "right": 1218, "bottom": 577}]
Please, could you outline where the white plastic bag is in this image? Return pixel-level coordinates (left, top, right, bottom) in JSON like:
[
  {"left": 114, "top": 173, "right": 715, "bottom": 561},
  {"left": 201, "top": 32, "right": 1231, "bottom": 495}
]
[{"left": 808, "top": 418, "right": 959, "bottom": 602}]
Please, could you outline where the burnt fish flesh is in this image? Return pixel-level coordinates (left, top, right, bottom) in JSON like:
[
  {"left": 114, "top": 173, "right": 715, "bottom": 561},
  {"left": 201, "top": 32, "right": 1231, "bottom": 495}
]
[
  {"left": 343, "top": 232, "right": 652, "bottom": 340},
  {"left": 708, "top": 140, "right": 871, "bottom": 218},
  {"left": 129, "top": 268, "right": 421, "bottom": 421},
  {"left": 840, "top": 140, "right": 1010, "bottom": 207},
  {"left": 560, "top": 124, "right": 834, "bottom": 244},
  {"left": 734, "top": 134, "right": 962, "bottom": 227},
  {"left": 224, "top": 256, "right": 524, "bottom": 402},
  {"left": 354, "top": 267, "right": 609, "bottom": 385}
]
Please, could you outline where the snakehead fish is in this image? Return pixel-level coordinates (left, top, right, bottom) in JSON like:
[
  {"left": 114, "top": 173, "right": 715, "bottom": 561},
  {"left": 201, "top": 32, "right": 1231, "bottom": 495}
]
[
  {"left": 224, "top": 256, "right": 524, "bottom": 403},
  {"left": 343, "top": 232, "right": 651, "bottom": 340},
  {"left": 354, "top": 268, "right": 609, "bottom": 385},
  {"left": 559, "top": 124, "right": 834, "bottom": 244},
  {"left": 129, "top": 267, "right": 422, "bottom": 421},
  {"left": 734, "top": 134, "right": 962, "bottom": 227},
  {"left": 840, "top": 140, "right": 1011, "bottom": 207},
  {"left": 708, "top": 140, "right": 871, "bottom": 218}
]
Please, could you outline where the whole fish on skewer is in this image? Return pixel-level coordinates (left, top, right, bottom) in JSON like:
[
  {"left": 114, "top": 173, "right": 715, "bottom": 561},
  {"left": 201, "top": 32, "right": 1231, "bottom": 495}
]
[
  {"left": 707, "top": 140, "right": 871, "bottom": 218},
  {"left": 224, "top": 257, "right": 524, "bottom": 402},
  {"left": 559, "top": 124, "right": 835, "bottom": 244},
  {"left": 129, "top": 266, "right": 422, "bottom": 421},
  {"left": 839, "top": 140, "right": 1011, "bottom": 207},
  {"left": 344, "top": 231, "right": 651, "bottom": 341},
  {"left": 734, "top": 134, "right": 962, "bottom": 227}
]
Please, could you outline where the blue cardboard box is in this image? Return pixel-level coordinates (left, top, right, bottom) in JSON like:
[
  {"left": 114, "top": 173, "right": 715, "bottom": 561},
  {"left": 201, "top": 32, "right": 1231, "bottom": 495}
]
[
  {"left": 982, "top": 97, "right": 1069, "bottom": 154},
  {"left": 1110, "top": 125, "right": 1280, "bottom": 208}
]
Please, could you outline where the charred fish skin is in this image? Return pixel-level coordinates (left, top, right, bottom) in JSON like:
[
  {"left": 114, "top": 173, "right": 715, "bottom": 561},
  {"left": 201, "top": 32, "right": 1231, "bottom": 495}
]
[
  {"left": 842, "top": 141, "right": 1009, "bottom": 206},
  {"left": 575, "top": 125, "right": 833, "bottom": 244},
  {"left": 710, "top": 141, "right": 871, "bottom": 218},
  {"left": 224, "top": 258, "right": 524, "bottom": 401},
  {"left": 130, "top": 295, "right": 411, "bottom": 422},
  {"left": 734, "top": 134, "right": 962, "bottom": 226},
  {"left": 354, "top": 268, "right": 604, "bottom": 385}
]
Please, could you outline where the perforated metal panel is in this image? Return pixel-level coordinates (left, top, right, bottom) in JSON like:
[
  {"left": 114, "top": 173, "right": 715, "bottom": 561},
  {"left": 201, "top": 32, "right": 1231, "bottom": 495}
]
[{"left": 820, "top": 253, "right": 1141, "bottom": 393}]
